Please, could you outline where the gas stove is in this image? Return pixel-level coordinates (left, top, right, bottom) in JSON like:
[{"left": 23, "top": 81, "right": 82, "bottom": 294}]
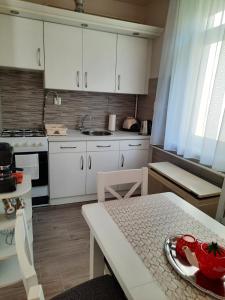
[
  {"left": 1, "top": 128, "right": 45, "bottom": 137},
  {"left": 0, "top": 128, "right": 48, "bottom": 152},
  {"left": 0, "top": 128, "right": 49, "bottom": 206}
]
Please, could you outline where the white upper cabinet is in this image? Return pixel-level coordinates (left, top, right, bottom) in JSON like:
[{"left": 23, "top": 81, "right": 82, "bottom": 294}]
[
  {"left": 0, "top": 14, "right": 44, "bottom": 70},
  {"left": 44, "top": 22, "right": 83, "bottom": 90},
  {"left": 83, "top": 29, "right": 117, "bottom": 93},
  {"left": 116, "top": 35, "right": 149, "bottom": 95}
]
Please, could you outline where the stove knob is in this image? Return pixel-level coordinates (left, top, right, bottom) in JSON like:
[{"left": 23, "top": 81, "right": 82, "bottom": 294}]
[
  {"left": 32, "top": 143, "right": 36, "bottom": 147},
  {"left": 23, "top": 142, "right": 27, "bottom": 147},
  {"left": 38, "top": 142, "right": 43, "bottom": 146},
  {"left": 14, "top": 143, "right": 19, "bottom": 147}
]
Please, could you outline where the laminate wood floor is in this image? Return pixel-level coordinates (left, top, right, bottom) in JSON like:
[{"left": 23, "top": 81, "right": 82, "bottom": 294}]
[{"left": 0, "top": 202, "right": 93, "bottom": 300}]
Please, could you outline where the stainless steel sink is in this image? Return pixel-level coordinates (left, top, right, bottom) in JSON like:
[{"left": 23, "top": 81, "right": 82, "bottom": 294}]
[{"left": 81, "top": 129, "right": 112, "bottom": 136}]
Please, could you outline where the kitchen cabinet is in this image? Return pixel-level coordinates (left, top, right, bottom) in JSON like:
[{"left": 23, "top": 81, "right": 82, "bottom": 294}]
[
  {"left": 0, "top": 14, "right": 44, "bottom": 70},
  {"left": 119, "top": 150, "right": 149, "bottom": 170},
  {"left": 44, "top": 22, "right": 83, "bottom": 90},
  {"left": 83, "top": 29, "right": 117, "bottom": 93},
  {"left": 86, "top": 141, "right": 120, "bottom": 194},
  {"left": 86, "top": 151, "right": 119, "bottom": 194},
  {"left": 44, "top": 21, "right": 150, "bottom": 94},
  {"left": 48, "top": 138, "right": 149, "bottom": 202},
  {"left": 116, "top": 35, "right": 149, "bottom": 94},
  {"left": 49, "top": 142, "right": 86, "bottom": 199},
  {"left": 119, "top": 140, "right": 149, "bottom": 191}
]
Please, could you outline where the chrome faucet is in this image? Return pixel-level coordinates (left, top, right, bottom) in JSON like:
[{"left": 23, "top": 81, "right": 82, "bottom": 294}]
[{"left": 80, "top": 114, "right": 91, "bottom": 130}]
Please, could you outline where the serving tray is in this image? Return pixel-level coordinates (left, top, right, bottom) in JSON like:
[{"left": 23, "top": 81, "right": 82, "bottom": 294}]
[{"left": 164, "top": 235, "right": 225, "bottom": 300}]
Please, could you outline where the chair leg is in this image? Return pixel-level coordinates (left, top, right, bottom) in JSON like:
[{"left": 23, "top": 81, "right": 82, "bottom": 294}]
[{"left": 90, "top": 232, "right": 105, "bottom": 279}]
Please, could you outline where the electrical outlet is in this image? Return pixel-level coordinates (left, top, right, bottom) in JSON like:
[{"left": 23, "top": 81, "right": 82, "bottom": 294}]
[{"left": 54, "top": 96, "right": 62, "bottom": 105}]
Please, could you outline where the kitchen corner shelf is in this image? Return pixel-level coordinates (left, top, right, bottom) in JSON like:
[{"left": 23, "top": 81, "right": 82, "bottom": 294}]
[
  {"left": 0, "top": 256, "right": 22, "bottom": 288},
  {"left": 0, "top": 175, "right": 32, "bottom": 231},
  {"left": 0, "top": 175, "right": 32, "bottom": 288},
  {"left": 0, "top": 231, "right": 15, "bottom": 261}
]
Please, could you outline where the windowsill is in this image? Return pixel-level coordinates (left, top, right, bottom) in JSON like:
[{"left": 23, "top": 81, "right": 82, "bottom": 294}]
[{"left": 152, "top": 145, "right": 225, "bottom": 178}]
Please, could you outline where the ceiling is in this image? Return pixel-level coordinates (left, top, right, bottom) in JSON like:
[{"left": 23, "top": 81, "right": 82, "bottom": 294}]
[{"left": 115, "top": 0, "right": 151, "bottom": 6}]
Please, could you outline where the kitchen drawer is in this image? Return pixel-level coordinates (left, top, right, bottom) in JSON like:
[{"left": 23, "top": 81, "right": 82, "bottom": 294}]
[
  {"left": 87, "top": 140, "right": 119, "bottom": 152},
  {"left": 49, "top": 141, "right": 86, "bottom": 153},
  {"left": 120, "top": 140, "right": 149, "bottom": 150}
]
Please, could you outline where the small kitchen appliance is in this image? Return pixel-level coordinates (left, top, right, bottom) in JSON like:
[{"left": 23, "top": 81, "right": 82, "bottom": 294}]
[
  {"left": 140, "top": 121, "right": 148, "bottom": 135},
  {"left": 0, "top": 128, "right": 48, "bottom": 206},
  {"left": 0, "top": 143, "right": 16, "bottom": 193},
  {"left": 122, "top": 116, "right": 140, "bottom": 131},
  {"left": 122, "top": 95, "right": 140, "bottom": 132}
]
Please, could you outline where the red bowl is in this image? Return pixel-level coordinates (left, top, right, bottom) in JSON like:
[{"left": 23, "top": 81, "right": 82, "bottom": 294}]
[{"left": 176, "top": 234, "right": 198, "bottom": 258}]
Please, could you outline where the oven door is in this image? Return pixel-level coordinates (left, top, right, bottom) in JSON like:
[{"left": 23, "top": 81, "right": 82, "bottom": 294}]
[{"left": 14, "top": 151, "right": 49, "bottom": 206}]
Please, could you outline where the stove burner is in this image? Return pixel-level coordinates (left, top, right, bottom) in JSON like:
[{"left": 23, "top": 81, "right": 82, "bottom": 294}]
[{"left": 1, "top": 129, "right": 46, "bottom": 137}]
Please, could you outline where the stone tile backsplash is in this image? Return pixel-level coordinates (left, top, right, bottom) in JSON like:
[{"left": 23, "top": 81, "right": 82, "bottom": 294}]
[{"left": 0, "top": 69, "right": 136, "bottom": 129}]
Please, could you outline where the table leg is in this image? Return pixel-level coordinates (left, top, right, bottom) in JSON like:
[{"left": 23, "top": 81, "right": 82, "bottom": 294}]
[{"left": 90, "top": 231, "right": 105, "bottom": 279}]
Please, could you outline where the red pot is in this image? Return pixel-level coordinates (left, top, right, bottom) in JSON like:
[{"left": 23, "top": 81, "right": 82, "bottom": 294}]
[{"left": 195, "top": 242, "right": 225, "bottom": 280}]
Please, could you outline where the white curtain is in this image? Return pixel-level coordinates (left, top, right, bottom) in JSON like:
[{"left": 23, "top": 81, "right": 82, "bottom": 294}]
[{"left": 151, "top": 0, "right": 225, "bottom": 172}]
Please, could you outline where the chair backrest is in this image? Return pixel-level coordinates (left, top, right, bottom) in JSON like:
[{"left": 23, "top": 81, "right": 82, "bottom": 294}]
[
  {"left": 97, "top": 167, "right": 148, "bottom": 202},
  {"left": 28, "top": 285, "right": 45, "bottom": 300},
  {"left": 216, "top": 179, "right": 225, "bottom": 224},
  {"left": 15, "top": 209, "right": 38, "bottom": 297}
]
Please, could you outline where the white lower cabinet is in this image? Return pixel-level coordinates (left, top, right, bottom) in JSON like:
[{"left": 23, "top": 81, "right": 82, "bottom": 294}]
[
  {"left": 86, "top": 151, "right": 119, "bottom": 195},
  {"left": 49, "top": 148, "right": 86, "bottom": 199},
  {"left": 119, "top": 150, "right": 149, "bottom": 170},
  {"left": 118, "top": 149, "right": 149, "bottom": 191},
  {"left": 49, "top": 139, "right": 149, "bottom": 202}
]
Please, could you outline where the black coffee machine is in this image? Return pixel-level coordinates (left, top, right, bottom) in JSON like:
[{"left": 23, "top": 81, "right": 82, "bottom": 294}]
[{"left": 0, "top": 143, "right": 16, "bottom": 193}]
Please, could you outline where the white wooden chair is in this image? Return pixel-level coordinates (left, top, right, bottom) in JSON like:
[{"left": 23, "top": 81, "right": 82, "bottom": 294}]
[
  {"left": 97, "top": 167, "right": 148, "bottom": 202},
  {"left": 15, "top": 209, "right": 38, "bottom": 297},
  {"left": 216, "top": 179, "right": 225, "bottom": 225}
]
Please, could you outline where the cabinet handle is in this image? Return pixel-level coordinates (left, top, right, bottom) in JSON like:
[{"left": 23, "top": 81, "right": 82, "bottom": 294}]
[
  {"left": 121, "top": 154, "right": 124, "bottom": 168},
  {"left": 76, "top": 71, "right": 80, "bottom": 88},
  {"left": 85, "top": 72, "right": 88, "bottom": 88},
  {"left": 88, "top": 155, "right": 92, "bottom": 170},
  {"left": 118, "top": 75, "right": 121, "bottom": 90},
  {"left": 60, "top": 146, "right": 77, "bottom": 149},
  {"left": 96, "top": 145, "right": 111, "bottom": 148},
  {"left": 80, "top": 155, "right": 84, "bottom": 170},
  {"left": 128, "top": 144, "right": 142, "bottom": 147},
  {"left": 37, "top": 48, "right": 41, "bottom": 66}
]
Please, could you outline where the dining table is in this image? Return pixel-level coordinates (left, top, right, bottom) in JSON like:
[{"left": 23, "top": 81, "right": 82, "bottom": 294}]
[{"left": 82, "top": 192, "right": 225, "bottom": 300}]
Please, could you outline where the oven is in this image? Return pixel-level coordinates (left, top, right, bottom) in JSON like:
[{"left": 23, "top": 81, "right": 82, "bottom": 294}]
[
  {"left": 0, "top": 129, "right": 49, "bottom": 206},
  {"left": 13, "top": 151, "right": 49, "bottom": 206}
]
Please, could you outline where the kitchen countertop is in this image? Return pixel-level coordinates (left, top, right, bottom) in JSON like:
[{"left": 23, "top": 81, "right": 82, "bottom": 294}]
[{"left": 47, "top": 129, "right": 150, "bottom": 142}]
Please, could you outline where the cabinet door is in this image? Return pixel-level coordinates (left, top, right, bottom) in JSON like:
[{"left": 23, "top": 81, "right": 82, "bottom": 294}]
[
  {"left": 49, "top": 153, "right": 86, "bottom": 199},
  {"left": 119, "top": 150, "right": 149, "bottom": 170},
  {"left": 83, "top": 29, "right": 117, "bottom": 92},
  {"left": 118, "top": 149, "right": 149, "bottom": 191},
  {"left": 116, "top": 35, "right": 149, "bottom": 94},
  {"left": 44, "top": 22, "right": 83, "bottom": 90},
  {"left": 0, "top": 14, "right": 44, "bottom": 70},
  {"left": 86, "top": 151, "right": 119, "bottom": 194}
]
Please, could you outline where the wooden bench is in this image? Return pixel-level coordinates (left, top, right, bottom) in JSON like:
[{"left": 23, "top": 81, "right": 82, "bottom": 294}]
[{"left": 148, "top": 162, "right": 221, "bottom": 218}]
